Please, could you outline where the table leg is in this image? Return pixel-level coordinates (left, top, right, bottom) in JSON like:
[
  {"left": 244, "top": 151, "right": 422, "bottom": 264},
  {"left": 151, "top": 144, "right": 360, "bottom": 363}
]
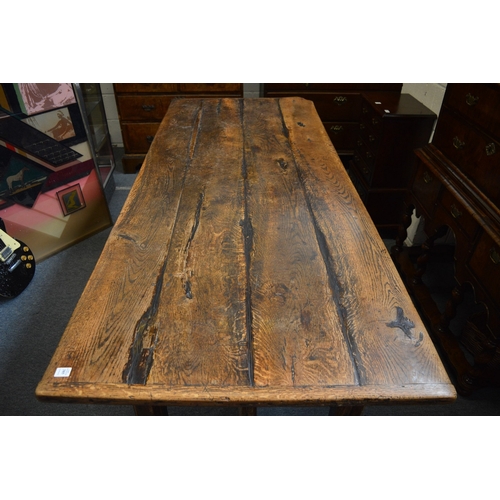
[
  {"left": 329, "top": 406, "right": 364, "bottom": 416},
  {"left": 239, "top": 406, "right": 257, "bottom": 416},
  {"left": 133, "top": 405, "right": 169, "bottom": 416}
]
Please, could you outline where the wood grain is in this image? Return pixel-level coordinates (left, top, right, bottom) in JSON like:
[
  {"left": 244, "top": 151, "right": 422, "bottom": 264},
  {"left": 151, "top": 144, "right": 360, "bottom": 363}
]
[{"left": 36, "top": 97, "right": 456, "bottom": 408}]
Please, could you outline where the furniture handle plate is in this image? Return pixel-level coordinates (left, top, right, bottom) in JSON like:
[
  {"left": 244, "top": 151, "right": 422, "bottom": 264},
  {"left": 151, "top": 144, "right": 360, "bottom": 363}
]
[
  {"left": 450, "top": 203, "right": 462, "bottom": 219},
  {"left": 423, "top": 171, "right": 433, "bottom": 184},
  {"left": 330, "top": 125, "right": 344, "bottom": 134},
  {"left": 333, "top": 96, "right": 347, "bottom": 106},
  {"left": 142, "top": 104, "right": 156, "bottom": 111},
  {"left": 146, "top": 135, "right": 154, "bottom": 143},
  {"left": 466, "top": 93, "right": 479, "bottom": 106},
  {"left": 453, "top": 136, "right": 465, "bottom": 149},
  {"left": 485, "top": 142, "right": 496, "bottom": 156},
  {"left": 490, "top": 247, "right": 500, "bottom": 265}
]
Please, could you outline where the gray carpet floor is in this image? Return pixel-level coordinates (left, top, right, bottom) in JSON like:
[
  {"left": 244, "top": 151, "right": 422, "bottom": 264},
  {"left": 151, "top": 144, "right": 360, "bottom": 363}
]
[{"left": 1, "top": 169, "right": 499, "bottom": 416}]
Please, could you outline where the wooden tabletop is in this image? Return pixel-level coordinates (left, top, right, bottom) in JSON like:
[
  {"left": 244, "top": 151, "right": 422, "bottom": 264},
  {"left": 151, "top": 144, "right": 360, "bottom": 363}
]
[{"left": 36, "top": 97, "right": 456, "bottom": 410}]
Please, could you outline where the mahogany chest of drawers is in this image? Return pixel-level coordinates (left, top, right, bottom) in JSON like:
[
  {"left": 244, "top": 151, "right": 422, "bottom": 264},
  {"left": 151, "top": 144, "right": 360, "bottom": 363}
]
[
  {"left": 348, "top": 93, "right": 436, "bottom": 233},
  {"left": 114, "top": 84, "right": 243, "bottom": 173},
  {"left": 262, "top": 84, "right": 402, "bottom": 160},
  {"left": 392, "top": 83, "right": 500, "bottom": 394}
]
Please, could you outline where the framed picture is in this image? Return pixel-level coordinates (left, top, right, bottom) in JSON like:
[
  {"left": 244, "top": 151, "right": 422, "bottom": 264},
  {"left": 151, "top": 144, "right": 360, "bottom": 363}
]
[
  {"left": 57, "top": 184, "right": 86, "bottom": 216},
  {"left": 14, "top": 84, "right": 76, "bottom": 116},
  {"left": 22, "top": 107, "right": 76, "bottom": 142},
  {"left": 0, "top": 145, "right": 51, "bottom": 208}
]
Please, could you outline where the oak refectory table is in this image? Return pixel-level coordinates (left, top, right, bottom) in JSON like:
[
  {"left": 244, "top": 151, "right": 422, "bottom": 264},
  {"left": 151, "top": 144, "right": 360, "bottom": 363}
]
[{"left": 36, "top": 97, "right": 456, "bottom": 415}]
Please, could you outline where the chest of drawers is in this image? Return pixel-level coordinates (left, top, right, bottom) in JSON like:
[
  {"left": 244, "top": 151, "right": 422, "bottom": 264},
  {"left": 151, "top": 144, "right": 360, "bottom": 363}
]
[
  {"left": 348, "top": 93, "right": 436, "bottom": 233},
  {"left": 262, "top": 84, "right": 402, "bottom": 161},
  {"left": 114, "top": 84, "right": 243, "bottom": 173},
  {"left": 392, "top": 83, "right": 500, "bottom": 394}
]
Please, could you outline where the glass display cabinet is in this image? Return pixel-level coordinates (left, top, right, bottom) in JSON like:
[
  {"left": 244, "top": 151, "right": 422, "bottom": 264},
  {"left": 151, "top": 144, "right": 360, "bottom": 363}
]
[
  {"left": 0, "top": 83, "right": 113, "bottom": 262},
  {"left": 74, "top": 83, "right": 115, "bottom": 200}
]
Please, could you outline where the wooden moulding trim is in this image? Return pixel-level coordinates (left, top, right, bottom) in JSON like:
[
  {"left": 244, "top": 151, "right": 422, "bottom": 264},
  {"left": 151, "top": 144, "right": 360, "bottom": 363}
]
[
  {"left": 416, "top": 145, "right": 500, "bottom": 246},
  {"left": 36, "top": 382, "right": 456, "bottom": 407}
]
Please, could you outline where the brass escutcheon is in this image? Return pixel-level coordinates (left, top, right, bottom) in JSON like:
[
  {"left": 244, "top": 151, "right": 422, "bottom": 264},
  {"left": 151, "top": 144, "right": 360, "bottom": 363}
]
[
  {"left": 485, "top": 142, "right": 496, "bottom": 156},
  {"left": 465, "top": 93, "right": 479, "bottom": 106},
  {"left": 490, "top": 247, "right": 500, "bottom": 265},
  {"left": 450, "top": 203, "right": 462, "bottom": 219},
  {"left": 333, "top": 96, "right": 347, "bottom": 106},
  {"left": 453, "top": 136, "right": 465, "bottom": 149}
]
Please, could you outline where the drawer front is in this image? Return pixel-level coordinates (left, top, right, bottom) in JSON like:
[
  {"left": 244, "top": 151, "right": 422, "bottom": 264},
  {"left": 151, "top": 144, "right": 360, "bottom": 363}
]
[
  {"left": 121, "top": 123, "right": 161, "bottom": 153},
  {"left": 264, "top": 83, "right": 402, "bottom": 92},
  {"left": 324, "top": 122, "right": 358, "bottom": 151},
  {"left": 359, "top": 104, "right": 383, "bottom": 147},
  {"left": 411, "top": 159, "right": 441, "bottom": 219},
  {"left": 116, "top": 95, "right": 174, "bottom": 121},
  {"left": 114, "top": 83, "right": 178, "bottom": 93},
  {"left": 310, "top": 93, "right": 362, "bottom": 121},
  {"left": 432, "top": 107, "right": 500, "bottom": 202},
  {"left": 265, "top": 92, "right": 362, "bottom": 121},
  {"left": 352, "top": 148, "right": 374, "bottom": 184},
  {"left": 444, "top": 83, "right": 500, "bottom": 139},
  {"left": 355, "top": 135, "right": 376, "bottom": 169},
  {"left": 439, "top": 188, "right": 479, "bottom": 240},
  {"left": 358, "top": 120, "right": 382, "bottom": 151},
  {"left": 469, "top": 230, "right": 500, "bottom": 305},
  {"left": 178, "top": 83, "right": 242, "bottom": 93}
]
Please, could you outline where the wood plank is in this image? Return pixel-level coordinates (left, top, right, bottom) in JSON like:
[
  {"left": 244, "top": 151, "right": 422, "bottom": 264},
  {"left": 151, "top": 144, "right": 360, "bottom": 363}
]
[
  {"left": 279, "top": 97, "right": 451, "bottom": 386},
  {"left": 242, "top": 98, "right": 358, "bottom": 387},
  {"left": 37, "top": 99, "right": 204, "bottom": 386},
  {"left": 149, "top": 99, "right": 250, "bottom": 386}
]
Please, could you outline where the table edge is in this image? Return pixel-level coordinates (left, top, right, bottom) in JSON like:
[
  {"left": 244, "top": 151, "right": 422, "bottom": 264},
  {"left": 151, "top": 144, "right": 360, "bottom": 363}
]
[{"left": 36, "top": 382, "right": 457, "bottom": 406}]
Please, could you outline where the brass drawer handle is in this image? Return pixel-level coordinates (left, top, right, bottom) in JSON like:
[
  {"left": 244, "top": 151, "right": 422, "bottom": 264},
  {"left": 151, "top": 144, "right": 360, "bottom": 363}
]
[
  {"left": 486, "top": 142, "right": 496, "bottom": 156},
  {"left": 142, "top": 104, "right": 156, "bottom": 111},
  {"left": 372, "top": 118, "right": 379, "bottom": 126},
  {"left": 360, "top": 123, "right": 365, "bottom": 130},
  {"left": 330, "top": 125, "right": 344, "bottom": 134},
  {"left": 450, "top": 203, "right": 462, "bottom": 219},
  {"left": 466, "top": 93, "right": 479, "bottom": 106},
  {"left": 357, "top": 140, "right": 363, "bottom": 147},
  {"left": 362, "top": 107, "right": 368, "bottom": 114},
  {"left": 362, "top": 166, "right": 370, "bottom": 176},
  {"left": 365, "top": 151, "right": 373, "bottom": 159},
  {"left": 453, "top": 136, "right": 465, "bottom": 149},
  {"left": 490, "top": 247, "right": 500, "bottom": 265},
  {"left": 423, "top": 171, "right": 433, "bottom": 184},
  {"left": 333, "top": 96, "right": 347, "bottom": 106},
  {"left": 146, "top": 135, "right": 154, "bottom": 143},
  {"left": 368, "top": 134, "right": 376, "bottom": 142}
]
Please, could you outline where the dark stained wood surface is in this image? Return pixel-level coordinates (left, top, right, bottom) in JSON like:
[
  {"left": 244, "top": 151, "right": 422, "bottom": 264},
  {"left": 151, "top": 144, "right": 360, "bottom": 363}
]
[{"left": 36, "top": 97, "right": 456, "bottom": 407}]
